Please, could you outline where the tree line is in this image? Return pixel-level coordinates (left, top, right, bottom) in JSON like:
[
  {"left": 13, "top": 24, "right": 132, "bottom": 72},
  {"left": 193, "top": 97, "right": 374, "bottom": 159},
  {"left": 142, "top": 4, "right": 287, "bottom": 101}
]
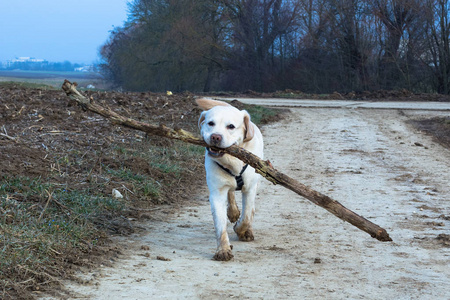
[{"left": 99, "top": 0, "right": 450, "bottom": 94}]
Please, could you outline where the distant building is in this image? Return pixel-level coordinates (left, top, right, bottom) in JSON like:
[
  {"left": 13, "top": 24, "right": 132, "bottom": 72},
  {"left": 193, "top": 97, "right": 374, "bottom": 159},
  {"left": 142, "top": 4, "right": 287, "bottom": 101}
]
[
  {"left": 16, "top": 57, "right": 45, "bottom": 63},
  {"left": 74, "top": 65, "right": 95, "bottom": 72},
  {"left": 5, "top": 57, "right": 48, "bottom": 68}
]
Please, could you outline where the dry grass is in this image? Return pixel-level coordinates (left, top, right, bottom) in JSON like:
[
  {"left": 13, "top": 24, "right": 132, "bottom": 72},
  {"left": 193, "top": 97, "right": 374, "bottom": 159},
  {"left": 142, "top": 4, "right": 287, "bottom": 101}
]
[{"left": 0, "top": 83, "right": 282, "bottom": 299}]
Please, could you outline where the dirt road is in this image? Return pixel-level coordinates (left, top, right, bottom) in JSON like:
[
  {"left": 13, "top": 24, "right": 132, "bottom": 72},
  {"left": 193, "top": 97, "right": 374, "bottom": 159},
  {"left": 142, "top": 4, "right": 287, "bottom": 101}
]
[{"left": 58, "top": 106, "right": 449, "bottom": 299}]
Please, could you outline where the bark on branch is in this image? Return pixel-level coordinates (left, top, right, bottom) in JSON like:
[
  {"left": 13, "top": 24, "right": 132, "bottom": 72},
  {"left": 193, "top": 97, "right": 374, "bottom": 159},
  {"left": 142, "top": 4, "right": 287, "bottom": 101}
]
[{"left": 61, "top": 80, "right": 392, "bottom": 242}]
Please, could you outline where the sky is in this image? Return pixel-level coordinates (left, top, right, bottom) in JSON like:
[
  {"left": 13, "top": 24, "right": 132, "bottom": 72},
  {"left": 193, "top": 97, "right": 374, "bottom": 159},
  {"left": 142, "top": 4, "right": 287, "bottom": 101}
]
[{"left": 0, "top": 0, "right": 129, "bottom": 64}]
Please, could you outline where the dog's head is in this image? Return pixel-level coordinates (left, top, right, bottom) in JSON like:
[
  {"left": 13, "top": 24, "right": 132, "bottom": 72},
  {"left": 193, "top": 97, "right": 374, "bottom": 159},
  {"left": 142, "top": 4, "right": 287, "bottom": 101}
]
[{"left": 196, "top": 98, "right": 255, "bottom": 158}]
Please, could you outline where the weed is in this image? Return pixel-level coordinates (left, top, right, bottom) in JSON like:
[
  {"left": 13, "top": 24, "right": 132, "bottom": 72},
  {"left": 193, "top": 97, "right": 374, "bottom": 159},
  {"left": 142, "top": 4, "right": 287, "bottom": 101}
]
[
  {"left": 142, "top": 182, "right": 160, "bottom": 199},
  {"left": 0, "top": 177, "right": 126, "bottom": 297},
  {"left": 243, "top": 104, "right": 279, "bottom": 125},
  {"left": 106, "top": 167, "right": 146, "bottom": 182},
  {"left": 0, "top": 177, "right": 49, "bottom": 199}
]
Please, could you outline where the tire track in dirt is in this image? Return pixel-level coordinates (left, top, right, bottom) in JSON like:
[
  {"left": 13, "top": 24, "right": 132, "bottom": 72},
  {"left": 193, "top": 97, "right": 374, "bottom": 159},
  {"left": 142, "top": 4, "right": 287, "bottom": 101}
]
[{"left": 53, "top": 107, "right": 450, "bottom": 299}]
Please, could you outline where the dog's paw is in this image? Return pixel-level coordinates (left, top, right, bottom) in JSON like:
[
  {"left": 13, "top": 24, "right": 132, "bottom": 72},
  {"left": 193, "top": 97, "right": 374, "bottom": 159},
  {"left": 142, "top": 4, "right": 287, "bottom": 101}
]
[
  {"left": 227, "top": 207, "right": 240, "bottom": 223},
  {"left": 236, "top": 229, "right": 254, "bottom": 242},
  {"left": 213, "top": 249, "right": 234, "bottom": 261}
]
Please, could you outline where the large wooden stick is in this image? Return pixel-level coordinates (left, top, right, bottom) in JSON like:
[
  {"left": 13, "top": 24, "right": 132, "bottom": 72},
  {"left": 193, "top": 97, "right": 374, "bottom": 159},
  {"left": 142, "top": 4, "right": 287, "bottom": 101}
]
[{"left": 61, "top": 80, "right": 392, "bottom": 242}]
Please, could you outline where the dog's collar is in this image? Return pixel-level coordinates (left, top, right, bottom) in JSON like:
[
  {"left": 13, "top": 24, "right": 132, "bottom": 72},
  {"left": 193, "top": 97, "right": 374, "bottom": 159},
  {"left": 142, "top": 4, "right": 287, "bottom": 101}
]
[{"left": 215, "top": 162, "right": 248, "bottom": 191}]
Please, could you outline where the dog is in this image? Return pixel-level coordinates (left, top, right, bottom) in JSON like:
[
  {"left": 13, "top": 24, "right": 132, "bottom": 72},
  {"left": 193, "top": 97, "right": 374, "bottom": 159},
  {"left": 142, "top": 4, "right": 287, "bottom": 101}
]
[{"left": 196, "top": 98, "right": 264, "bottom": 261}]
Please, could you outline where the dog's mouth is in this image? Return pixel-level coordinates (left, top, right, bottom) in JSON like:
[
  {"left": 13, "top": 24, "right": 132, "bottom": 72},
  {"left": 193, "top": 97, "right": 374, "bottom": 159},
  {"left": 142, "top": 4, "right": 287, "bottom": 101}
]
[{"left": 207, "top": 147, "right": 225, "bottom": 158}]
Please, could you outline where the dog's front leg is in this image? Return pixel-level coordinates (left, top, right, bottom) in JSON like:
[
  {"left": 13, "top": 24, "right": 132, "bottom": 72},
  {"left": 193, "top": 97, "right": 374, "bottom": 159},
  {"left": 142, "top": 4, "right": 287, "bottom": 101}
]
[{"left": 210, "top": 190, "right": 233, "bottom": 261}]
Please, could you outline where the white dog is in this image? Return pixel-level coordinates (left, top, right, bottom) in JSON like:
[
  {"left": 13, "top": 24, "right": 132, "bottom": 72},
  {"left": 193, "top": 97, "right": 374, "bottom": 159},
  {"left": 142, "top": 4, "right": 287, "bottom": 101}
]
[{"left": 196, "top": 98, "right": 264, "bottom": 261}]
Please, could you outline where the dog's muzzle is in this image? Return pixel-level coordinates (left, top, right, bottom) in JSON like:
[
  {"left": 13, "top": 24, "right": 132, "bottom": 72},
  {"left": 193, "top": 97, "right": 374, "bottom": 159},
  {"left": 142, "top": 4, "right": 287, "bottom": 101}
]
[
  {"left": 206, "top": 133, "right": 225, "bottom": 157},
  {"left": 207, "top": 147, "right": 224, "bottom": 158}
]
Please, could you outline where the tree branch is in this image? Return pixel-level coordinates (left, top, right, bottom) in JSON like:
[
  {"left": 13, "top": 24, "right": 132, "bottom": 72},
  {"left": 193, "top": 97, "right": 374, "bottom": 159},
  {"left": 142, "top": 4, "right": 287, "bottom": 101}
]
[{"left": 61, "top": 80, "right": 392, "bottom": 242}]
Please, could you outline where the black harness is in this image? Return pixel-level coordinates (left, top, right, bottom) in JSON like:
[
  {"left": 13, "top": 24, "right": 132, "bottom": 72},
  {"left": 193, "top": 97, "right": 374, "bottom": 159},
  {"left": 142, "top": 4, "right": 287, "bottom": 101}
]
[{"left": 216, "top": 162, "right": 249, "bottom": 191}]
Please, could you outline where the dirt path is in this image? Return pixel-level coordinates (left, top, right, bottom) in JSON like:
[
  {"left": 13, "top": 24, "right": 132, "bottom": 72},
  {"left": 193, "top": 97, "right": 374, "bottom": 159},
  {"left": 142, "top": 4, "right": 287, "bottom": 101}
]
[{"left": 57, "top": 107, "right": 449, "bottom": 299}]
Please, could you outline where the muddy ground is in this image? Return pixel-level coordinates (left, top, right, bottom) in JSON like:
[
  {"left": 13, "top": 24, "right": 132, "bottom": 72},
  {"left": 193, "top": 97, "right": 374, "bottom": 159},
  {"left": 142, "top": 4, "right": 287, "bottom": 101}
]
[
  {"left": 1, "top": 84, "right": 449, "bottom": 299},
  {"left": 0, "top": 84, "right": 208, "bottom": 299},
  {"left": 53, "top": 105, "right": 449, "bottom": 299},
  {"left": 0, "top": 84, "right": 202, "bottom": 184},
  {"left": 0, "top": 83, "right": 284, "bottom": 299}
]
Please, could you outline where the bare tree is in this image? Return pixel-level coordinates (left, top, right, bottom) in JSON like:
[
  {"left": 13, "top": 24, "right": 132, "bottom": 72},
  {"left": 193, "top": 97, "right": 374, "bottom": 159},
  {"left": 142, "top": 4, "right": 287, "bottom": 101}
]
[
  {"left": 324, "top": 0, "right": 373, "bottom": 91},
  {"left": 220, "top": 0, "right": 300, "bottom": 91},
  {"left": 100, "top": 0, "right": 230, "bottom": 92},
  {"left": 371, "top": 0, "right": 421, "bottom": 89},
  {"left": 423, "top": 0, "right": 450, "bottom": 93},
  {"left": 98, "top": 0, "right": 450, "bottom": 94}
]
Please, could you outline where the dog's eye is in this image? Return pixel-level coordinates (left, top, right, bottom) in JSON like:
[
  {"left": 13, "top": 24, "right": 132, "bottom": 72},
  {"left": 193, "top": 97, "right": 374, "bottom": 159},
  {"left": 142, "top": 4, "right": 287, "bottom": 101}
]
[
  {"left": 227, "top": 124, "right": 235, "bottom": 130},
  {"left": 208, "top": 121, "right": 215, "bottom": 126}
]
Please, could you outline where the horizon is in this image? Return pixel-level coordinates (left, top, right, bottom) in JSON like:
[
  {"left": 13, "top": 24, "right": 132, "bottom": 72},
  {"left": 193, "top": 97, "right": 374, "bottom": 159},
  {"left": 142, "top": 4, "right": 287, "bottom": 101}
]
[
  {"left": 0, "top": 0, "right": 129, "bottom": 65},
  {"left": 0, "top": 56, "right": 95, "bottom": 65}
]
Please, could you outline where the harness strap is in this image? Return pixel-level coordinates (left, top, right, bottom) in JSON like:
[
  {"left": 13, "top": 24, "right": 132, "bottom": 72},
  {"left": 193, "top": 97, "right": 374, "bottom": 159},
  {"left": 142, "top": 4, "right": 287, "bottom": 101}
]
[{"left": 216, "top": 162, "right": 249, "bottom": 191}]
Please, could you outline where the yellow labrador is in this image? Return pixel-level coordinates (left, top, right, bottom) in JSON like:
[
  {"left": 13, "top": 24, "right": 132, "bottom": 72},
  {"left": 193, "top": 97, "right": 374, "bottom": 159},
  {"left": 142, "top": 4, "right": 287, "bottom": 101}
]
[{"left": 196, "top": 98, "right": 264, "bottom": 261}]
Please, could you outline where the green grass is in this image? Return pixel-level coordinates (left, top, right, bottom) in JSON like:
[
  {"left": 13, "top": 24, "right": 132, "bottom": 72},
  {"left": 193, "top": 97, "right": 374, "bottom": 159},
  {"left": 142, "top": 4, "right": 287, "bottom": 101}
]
[
  {"left": 0, "top": 81, "right": 279, "bottom": 298},
  {"left": 106, "top": 167, "right": 147, "bottom": 182},
  {"left": 0, "top": 177, "right": 126, "bottom": 296},
  {"left": 0, "top": 141, "right": 204, "bottom": 294},
  {"left": 0, "top": 80, "right": 55, "bottom": 90},
  {"left": 0, "top": 70, "right": 105, "bottom": 89},
  {"left": 104, "top": 142, "right": 206, "bottom": 202},
  {"left": 142, "top": 182, "right": 161, "bottom": 199},
  {"left": 0, "top": 70, "right": 100, "bottom": 78},
  {"left": 243, "top": 104, "right": 279, "bottom": 125},
  {"left": 272, "top": 91, "right": 332, "bottom": 99},
  {"left": 113, "top": 142, "right": 204, "bottom": 177},
  {"left": 272, "top": 92, "right": 299, "bottom": 98}
]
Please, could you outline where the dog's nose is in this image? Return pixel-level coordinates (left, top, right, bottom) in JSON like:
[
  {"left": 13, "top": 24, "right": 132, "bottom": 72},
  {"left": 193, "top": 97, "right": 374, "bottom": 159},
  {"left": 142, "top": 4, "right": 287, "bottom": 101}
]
[{"left": 210, "top": 133, "right": 222, "bottom": 145}]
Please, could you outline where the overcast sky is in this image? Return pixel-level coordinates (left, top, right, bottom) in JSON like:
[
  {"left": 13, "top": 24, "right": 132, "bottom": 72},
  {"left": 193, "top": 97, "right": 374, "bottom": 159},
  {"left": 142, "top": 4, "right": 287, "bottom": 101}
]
[{"left": 0, "top": 0, "right": 129, "bottom": 64}]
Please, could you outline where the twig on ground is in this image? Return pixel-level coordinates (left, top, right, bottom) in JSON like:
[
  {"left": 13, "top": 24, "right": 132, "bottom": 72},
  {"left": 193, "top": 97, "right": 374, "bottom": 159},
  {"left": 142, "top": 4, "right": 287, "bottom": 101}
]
[
  {"left": 38, "top": 190, "right": 53, "bottom": 222},
  {"left": 0, "top": 132, "right": 17, "bottom": 141},
  {"left": 1, "top": 125, "right": 18, "bottom": 141}
]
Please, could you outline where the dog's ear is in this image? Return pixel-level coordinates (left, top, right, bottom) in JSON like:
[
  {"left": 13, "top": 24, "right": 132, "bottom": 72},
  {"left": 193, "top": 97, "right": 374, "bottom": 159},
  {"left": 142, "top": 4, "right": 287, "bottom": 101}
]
[
  {"left": 243, "top": 110, "right": 255, "bottom": 142},
  {"left": 198, "top": 111, "right": 207, "bottom": 130},
  {"left": 196, "top": 98, "right": 231, "bottom": 110}
]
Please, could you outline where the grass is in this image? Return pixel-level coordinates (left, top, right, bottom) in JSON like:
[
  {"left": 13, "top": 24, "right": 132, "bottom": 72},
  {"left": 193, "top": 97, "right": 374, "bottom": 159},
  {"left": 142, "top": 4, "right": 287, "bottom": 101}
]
[
  {"left": 0, "top": 81, "right": 55, "bottom": 90},
  {"left": 243, "top": 103, "right": 279, "bottom": 125},
  {"left": 0, "top": 70, "right": 105, "bottom": 89},
  {"left": 0, "top": 81, "right": 281, "bottom": 298},
  {"left": 0, "top": 70, "right": 101, "bottom": 79},
  {"left": 0, "top": 139, "right": 206, "bottom": 298},
  {"left": 0, "top": 177, "right": 123, "bottom": 297},
  {"left": 272, "top": 90, "right": 333, "bottom": 99}
]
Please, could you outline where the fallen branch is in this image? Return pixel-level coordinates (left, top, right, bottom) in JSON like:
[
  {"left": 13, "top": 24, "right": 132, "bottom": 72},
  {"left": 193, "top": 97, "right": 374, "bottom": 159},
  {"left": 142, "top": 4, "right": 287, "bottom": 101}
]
[
  {"left": 0, "top": 132, "right": 17, "bottom": 141},
  {"left": 61, "top": 80, "right": 392, "bottom": 242}
]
